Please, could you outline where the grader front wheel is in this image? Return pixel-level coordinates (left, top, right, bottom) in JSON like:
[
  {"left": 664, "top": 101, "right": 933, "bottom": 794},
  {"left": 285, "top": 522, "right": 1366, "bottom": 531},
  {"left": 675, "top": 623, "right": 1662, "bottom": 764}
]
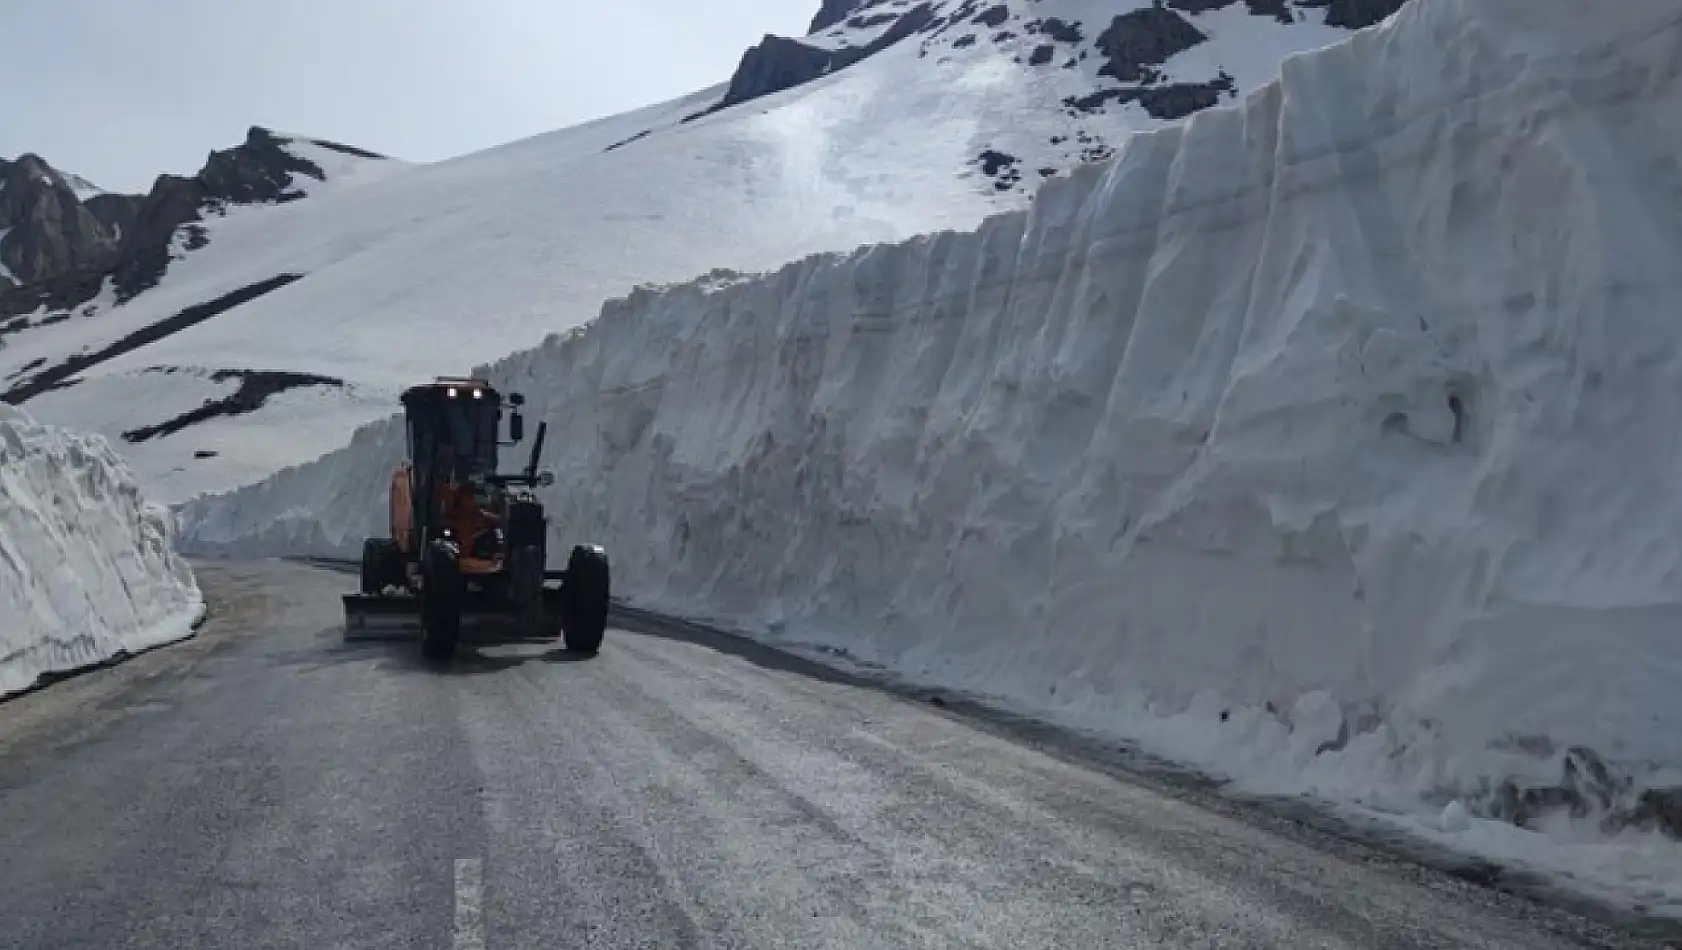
[
  {"left": 562, "top": 545, "right": 610, "bottom": 655},
  {"left": 360, "top": 538, "right": 400, "bottom": 595}
]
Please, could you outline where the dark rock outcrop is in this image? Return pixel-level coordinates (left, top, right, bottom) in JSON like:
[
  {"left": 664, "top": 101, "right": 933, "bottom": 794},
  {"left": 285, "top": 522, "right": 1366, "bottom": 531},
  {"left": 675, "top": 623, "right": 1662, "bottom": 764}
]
[
  {"left": 974, "top": 149, "right": 1023, "bottom": 191},
  {"left": 1297, "top": 0, "right": 1408, "bottom": 29},
  {"left": 305, "top": 138, "right": 388, "bottom": 161},
  {"left": 1054, "top": 0, "right": 1411, "bottom": 136},
  {"left": 974, "top": 4, "right": 1009, "bottom": 29},
  {"left": 0, "top": 269, "right": 108, "bottom": 326},
  {"left": 198, "top": 126, "right": 326, "bottom": 206},
  {"left": 0, "top": 155, "right": 123, "bottom": 286},
  {"left": 110, "top": 175, "right": 212, "bottom": 302},
  {"left": 115, "top": 126, "right": 331, "bottom": 300},
  {"left": 84, "top": 192, "right": 143, "bottom": 242},
  {"left": 121, "top": 367, "right": 344, "bottom": 443},
  {"left": 1138, "top": 75, "right": 1235, "bottom": 120},
  {"left": 1026, "top": 17, "right": 1084, "bottom": 43},
  {"left": 1063, "top": 78, "right": 1233, "bottom": 122},
  {"left": 1063, "top": 87, "right": 1139, "bottom": 114},
  {"left": 704, "top": 3, "right": 937, "bottom": 118},
  {"left": 717, "top": 35, "right": 844, "bottom": 113},
  {"left": 108, "top": 126, "right": 332, "bottom": 300},
  {"left": 1166, "top": 0, "right": 1387, "bottom": 24},
  {"left": 3, "top": 274, "right": 304, "bottom": 405},
  {"left": 1245, "top": 0, "right": 1296, "bottom": 24},
  {"left": 848, "top": 12, "right": 898, "bottom": 29},
  {"left": 1166, "top": 0, "right": 1240, "bottom": 11},
  {"left": 603, "top": 130, "right": 653, "bottom": 153},
  {"left": 1, "top": 126, "right": 383, "bottom": 321},
  {"left": 1095, "top": 6, "right": 1209, "bottom": 84},
  {"left": 810, "top": 0, "right": 870, "bottom": 33}
]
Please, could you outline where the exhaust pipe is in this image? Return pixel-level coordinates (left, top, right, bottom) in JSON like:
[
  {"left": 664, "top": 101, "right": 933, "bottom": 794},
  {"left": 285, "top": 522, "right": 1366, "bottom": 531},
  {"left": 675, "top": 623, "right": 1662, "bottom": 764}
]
[{"left": 525, "top": 420, "right": 548, "bottom": 481}]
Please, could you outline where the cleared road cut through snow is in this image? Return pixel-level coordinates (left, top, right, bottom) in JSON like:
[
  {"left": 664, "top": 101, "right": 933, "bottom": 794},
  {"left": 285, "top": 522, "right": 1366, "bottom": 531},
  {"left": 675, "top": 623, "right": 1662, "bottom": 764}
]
[
  {"left": 0, "top": 406, "right": 203, "bottom": 698},
  {"left": 176, "top": 0, "right": 1682, "bottom": 917}
]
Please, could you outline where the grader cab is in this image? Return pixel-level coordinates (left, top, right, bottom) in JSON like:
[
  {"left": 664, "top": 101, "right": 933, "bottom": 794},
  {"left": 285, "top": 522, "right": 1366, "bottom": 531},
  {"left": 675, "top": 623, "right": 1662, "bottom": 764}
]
[{"left": 343, "top": 376, "right": 609, "bottom": 659}]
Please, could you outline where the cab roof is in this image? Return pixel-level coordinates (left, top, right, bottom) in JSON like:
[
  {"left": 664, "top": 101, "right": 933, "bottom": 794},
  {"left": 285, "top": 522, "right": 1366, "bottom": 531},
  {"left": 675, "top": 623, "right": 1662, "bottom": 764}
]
[{"left": 401, "top": 377, "right": 502, "bottom": 407}]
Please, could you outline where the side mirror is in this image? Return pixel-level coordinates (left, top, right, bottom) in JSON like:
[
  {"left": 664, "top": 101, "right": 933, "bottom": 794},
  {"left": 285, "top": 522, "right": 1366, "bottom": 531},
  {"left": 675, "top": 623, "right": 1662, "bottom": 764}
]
[
  {"left": 509, "top": 393, "right": 526, "bottom": 407},
  {"left": 537, "top": 471, "right": 555, "bottom": 488},
  {"left": 509, "top": 411, "right": 525, "bottom": 443}
]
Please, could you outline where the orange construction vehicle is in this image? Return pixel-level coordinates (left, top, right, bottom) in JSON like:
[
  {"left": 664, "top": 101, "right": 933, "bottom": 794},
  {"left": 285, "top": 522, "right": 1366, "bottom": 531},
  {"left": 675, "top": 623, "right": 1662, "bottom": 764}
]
[{"left": 344, "top": 376, "right": 610, "bottom": 659}]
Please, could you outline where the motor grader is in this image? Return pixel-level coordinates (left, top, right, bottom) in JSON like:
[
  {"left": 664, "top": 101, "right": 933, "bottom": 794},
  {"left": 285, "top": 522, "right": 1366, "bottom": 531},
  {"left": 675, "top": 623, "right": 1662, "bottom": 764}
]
[{"left": 342, "top": 376, "right": 610, "bottom": 659}]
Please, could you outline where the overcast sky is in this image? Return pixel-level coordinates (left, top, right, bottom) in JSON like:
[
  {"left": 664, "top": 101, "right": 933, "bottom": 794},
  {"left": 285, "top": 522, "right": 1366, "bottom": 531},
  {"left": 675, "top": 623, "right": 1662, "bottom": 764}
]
[{"left": 0, "top": 0, "right": 812, "bottom": 193}]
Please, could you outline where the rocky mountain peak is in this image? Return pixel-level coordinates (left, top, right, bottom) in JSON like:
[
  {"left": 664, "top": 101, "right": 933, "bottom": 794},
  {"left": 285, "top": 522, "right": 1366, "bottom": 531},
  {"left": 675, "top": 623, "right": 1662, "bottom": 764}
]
[
  {"left": 198, "top": 126, "right": 329, "bottom": 206},
  {"left": 0, "top": 153, "right": 122, "bottom": 288},
  {"left": 0, "top": 125, "right": 383, "bottom": 319},
  {"left": 5, "top": 154, "right": 55, "bottom": 181}
]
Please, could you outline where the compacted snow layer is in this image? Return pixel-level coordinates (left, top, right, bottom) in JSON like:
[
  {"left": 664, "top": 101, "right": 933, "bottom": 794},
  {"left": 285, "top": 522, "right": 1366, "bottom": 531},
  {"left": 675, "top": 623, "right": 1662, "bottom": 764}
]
[
  {"left": 178, "top": 0, "right": 1682, "bottom": 913},
  {"left": 1, "top": 407, "right": 203, "bottom": 698}
]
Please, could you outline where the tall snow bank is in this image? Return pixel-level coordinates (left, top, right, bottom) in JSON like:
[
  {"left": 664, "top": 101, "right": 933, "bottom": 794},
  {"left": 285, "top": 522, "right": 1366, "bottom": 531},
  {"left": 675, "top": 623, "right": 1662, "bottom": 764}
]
[
  {"left": 1, "top": 406, "right": 203, "bottom": 697},
  {"left": 179, "top": 0, "right": 1682, "bottom": 909}
]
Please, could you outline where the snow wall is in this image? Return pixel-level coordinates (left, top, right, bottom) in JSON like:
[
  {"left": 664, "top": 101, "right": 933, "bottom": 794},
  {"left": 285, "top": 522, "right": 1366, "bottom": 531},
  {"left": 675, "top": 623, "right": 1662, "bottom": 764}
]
[
  {"left": 1, "top": 406, "right": 203, "bottom": 698},
  {"left": 179, "top": 0, "right": 1682, "bottom": 847}
]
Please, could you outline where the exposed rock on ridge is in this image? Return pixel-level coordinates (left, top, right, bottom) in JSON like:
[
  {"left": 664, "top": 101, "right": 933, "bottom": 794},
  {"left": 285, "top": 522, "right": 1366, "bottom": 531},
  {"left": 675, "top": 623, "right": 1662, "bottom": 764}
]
[
  {"left": 0, "top": 127, "right": 385, "bottom": 321},
  {"left": 810, "top": 0, "right": 869, "bottom": 33},
  {"left": 0, "top": 156, "right": 124, "bottom": 286},
  {"left": 706, "top": 4, "right": 938, "bottom": 119}
]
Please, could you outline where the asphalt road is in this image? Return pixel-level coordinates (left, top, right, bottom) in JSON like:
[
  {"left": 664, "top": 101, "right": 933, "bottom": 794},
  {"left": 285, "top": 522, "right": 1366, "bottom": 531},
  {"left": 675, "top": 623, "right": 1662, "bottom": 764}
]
[{"left": 0, "top": 560, "right": 1670, "bottom": 949}]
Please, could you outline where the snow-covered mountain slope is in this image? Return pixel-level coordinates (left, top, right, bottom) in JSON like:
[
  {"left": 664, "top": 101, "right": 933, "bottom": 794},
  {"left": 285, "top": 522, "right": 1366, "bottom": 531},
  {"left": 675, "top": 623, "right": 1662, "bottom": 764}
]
[
  {"left": 0, "top": 406, "right": 203, "bottom": 699},
  {"left": 177, "top": 0, "right": 1682, "bottom": 914},
  {"left": 2, "top": 1, "right": 1393, "bottom": 504}
]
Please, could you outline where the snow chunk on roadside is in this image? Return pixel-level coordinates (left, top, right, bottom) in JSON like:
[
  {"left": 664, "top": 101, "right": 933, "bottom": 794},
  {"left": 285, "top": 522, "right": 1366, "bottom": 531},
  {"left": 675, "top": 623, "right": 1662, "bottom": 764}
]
[{"left": 0, "top": 405, "right": 203, "bottom": 698}]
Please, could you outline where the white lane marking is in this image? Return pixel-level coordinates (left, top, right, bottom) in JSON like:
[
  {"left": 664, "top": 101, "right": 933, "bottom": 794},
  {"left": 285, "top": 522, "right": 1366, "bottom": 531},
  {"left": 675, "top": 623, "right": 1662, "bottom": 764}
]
[{"left": 455, "top": 858, "right": 485, "bottom": 950}]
